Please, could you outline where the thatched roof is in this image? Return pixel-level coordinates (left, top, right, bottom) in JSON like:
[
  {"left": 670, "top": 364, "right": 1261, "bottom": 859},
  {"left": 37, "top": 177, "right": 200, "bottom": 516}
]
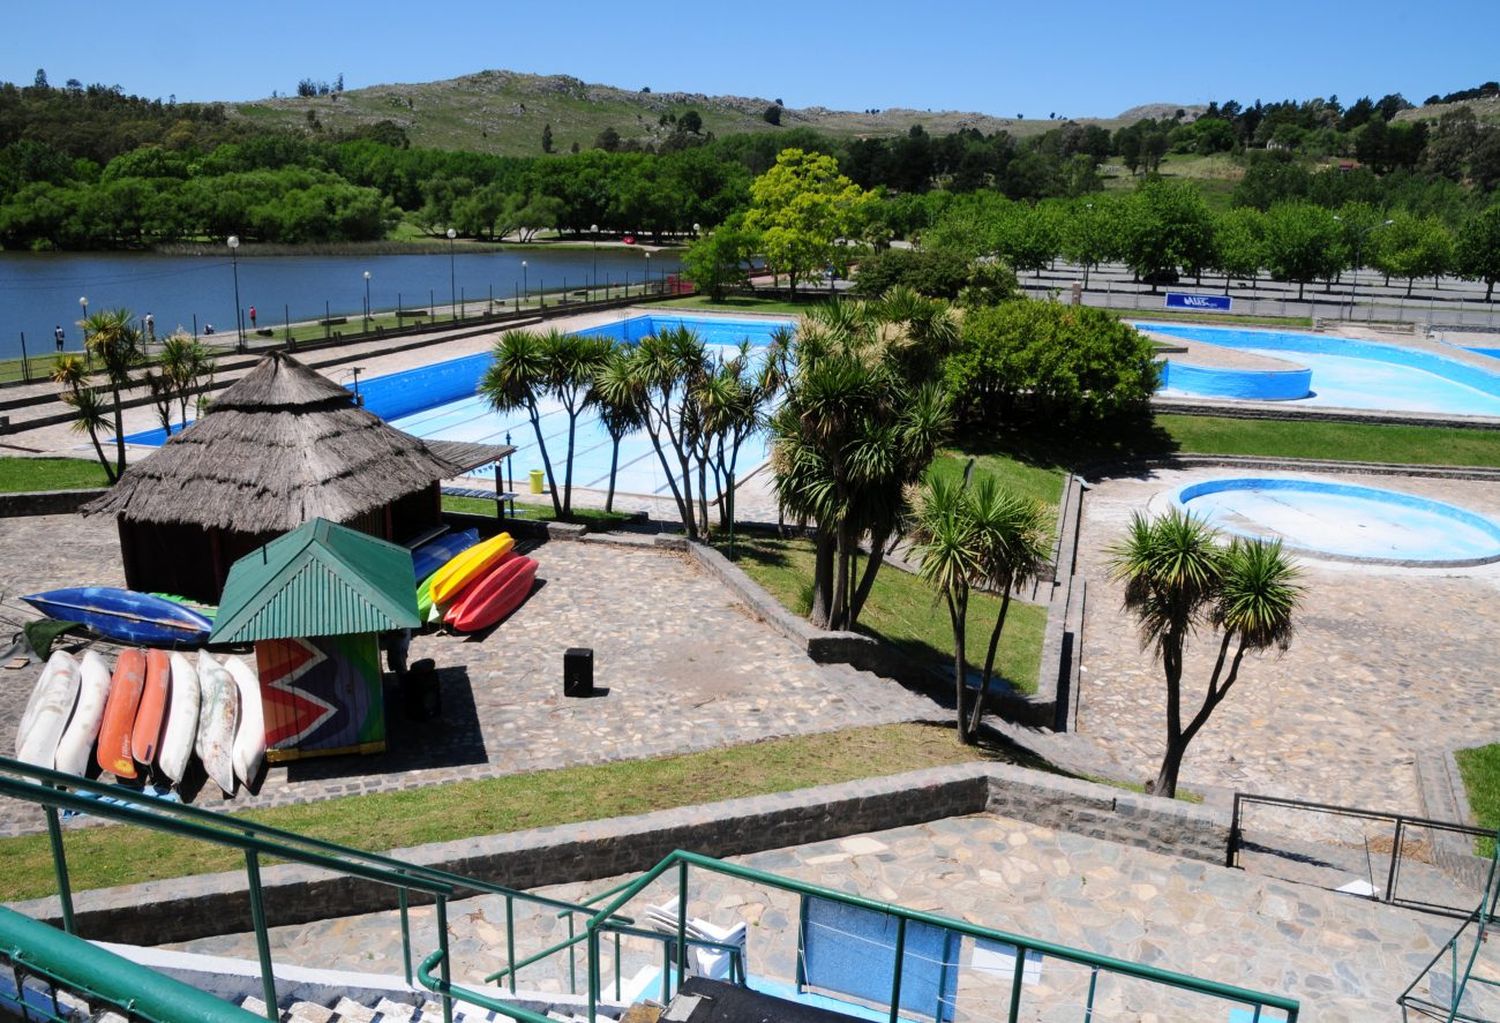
[{"left": 84, "top": 351, "right": 506, "bottom": 534}]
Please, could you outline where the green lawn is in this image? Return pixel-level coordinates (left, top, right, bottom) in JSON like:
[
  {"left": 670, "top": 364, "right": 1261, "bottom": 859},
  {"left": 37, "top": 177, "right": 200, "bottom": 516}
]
[
  {"left": 1161, "top": 414, "right": 1500, "bottom": 467},
  {"left": 441, "top": 494, "right": 635, "bottom": 528},
  {"left": 653, "top": 295, "right": 825, "bottom": 317},
  {"left": 722, "top": 531, "right": 1045, "bottom": 695},
  {"left": 1113, "top": 309, "right": 1316, "bottom": 329},
  {"left": 929, "top": 450, "right": 1066, "bottom": 511},
  {"left": 0, "top": 457, "right": 110, "bottom": 493},
  {"left": 1455, "top": 744, "right": 1500, "bottom": 857},
  {"left": 0, "top": 722, "right": 1019, "bottom": 900}
]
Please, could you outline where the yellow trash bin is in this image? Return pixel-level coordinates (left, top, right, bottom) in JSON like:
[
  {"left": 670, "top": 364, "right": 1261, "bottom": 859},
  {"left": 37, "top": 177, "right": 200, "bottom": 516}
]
[{"left": 528, "top": 469, "right": 545, "bottom": 495}]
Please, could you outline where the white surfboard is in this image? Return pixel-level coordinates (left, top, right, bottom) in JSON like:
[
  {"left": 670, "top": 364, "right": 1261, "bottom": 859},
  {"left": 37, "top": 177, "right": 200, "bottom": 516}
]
[
  {"left": 54, "top": 651, "right": 110, "bottom": 776},
  {"left": 224, "top": 656, "right": 265, "bottom": 786},
  {"left": 158, "top": 652, "right": 200, "bottom": 785},
  {"left": 15, "top": 651, "right": 81, "bottom": 768},
  {"left": 197, "top": 653, "right": 239, "bottom": 796}
]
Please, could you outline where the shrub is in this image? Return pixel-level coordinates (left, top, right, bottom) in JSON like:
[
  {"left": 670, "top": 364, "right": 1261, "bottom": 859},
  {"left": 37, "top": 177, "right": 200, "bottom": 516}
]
[
  {"left": 852, "top": 248, "right": 974, "bottom": 299},
  {"left": 944, "top": 300, "right": 1159, "bottom": 425}
]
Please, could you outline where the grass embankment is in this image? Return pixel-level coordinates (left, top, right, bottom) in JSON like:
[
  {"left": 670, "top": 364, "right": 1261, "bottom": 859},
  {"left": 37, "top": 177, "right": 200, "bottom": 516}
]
[
  {"left": 0, "top": 458, "right": 111, "bottom": 493},
  {"left": 1160, "top": 414, "right": 1500, "bottom": 467},
  {"left": 724, "top": 532, "right": 1046, "bottom": 694},
  {"left": 1455, "top": 744, "right": 1500, "bottom": 857},
  {"left": 0, "top": 722, "right": 1010, "bottom": 901},
  {"left": 1117, "top": 309, "right": 1316, "bottom": 329}
]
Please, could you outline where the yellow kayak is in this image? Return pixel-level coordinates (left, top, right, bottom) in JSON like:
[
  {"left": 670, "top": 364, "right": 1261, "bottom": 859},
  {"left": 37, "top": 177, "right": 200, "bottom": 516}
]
[{"left": 428, "top": 532, "right": 514, "bottom": 607}]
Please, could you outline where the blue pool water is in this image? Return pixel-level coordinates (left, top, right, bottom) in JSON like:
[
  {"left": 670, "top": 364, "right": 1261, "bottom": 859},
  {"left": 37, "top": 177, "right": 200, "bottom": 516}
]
[
  {"left": 1143, "top": 323, "right": 1500, "bottom": 417},
  {"left": 125, "top": 314, "right": 794, "bottom": 501},
  {"left": 1174, "top": 477, "right": 1500, "bottom": 564}
]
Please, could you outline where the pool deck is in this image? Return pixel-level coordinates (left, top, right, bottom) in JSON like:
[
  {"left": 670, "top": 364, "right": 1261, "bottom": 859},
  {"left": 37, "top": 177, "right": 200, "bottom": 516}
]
[
  {"left": 161, "top": 813, "right": 1462, "bottom": 1022},
  {"left": 1077, "top": 465, "right": 1500, "bottom": 818}
]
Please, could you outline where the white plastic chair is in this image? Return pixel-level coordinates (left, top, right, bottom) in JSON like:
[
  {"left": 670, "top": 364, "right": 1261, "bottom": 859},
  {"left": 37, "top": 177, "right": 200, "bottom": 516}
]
[{"left": 644, "top": 901, "right": 748, "bottom": 981}]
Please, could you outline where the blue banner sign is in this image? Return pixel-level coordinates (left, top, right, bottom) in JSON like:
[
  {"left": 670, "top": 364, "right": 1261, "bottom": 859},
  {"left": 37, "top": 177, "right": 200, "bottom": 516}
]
[{"left": 1165, "top": 292, "right": 1232, "bottom": 312}]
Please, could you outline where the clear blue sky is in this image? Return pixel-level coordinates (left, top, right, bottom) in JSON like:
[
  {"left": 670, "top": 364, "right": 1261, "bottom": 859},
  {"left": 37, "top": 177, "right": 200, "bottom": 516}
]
[{"left": 6, "top": 1, "right": 1497, "bottom": 118}]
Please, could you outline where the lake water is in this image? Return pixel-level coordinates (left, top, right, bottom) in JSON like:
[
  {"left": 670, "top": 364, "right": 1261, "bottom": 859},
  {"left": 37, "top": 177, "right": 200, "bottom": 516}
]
[{"left": 0, "top": 248, "right": 681, "bottom": 362}]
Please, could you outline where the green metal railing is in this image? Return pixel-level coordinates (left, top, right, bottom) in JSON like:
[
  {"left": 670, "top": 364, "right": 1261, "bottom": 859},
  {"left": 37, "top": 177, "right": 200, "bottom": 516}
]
[
  {"left": 5, "top": 753, "right": 1301, "bottom": 1023},
  {"left": 579, "top": 850, "right": 1301, "bottom": 1023},
  {"left": 1398, "top": 839, "right": 1500, "bottom": 1022},
  {"left": 0, "top": 905, "right": 263, "bottom": 1023},
  {"left": 0, "top": 756, "right": 628, "bottom": 1023}
]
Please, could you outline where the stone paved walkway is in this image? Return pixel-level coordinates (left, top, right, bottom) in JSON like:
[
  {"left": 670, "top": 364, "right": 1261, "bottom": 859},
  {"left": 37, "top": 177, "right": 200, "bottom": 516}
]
[
  {"left": 163, "top": 813, "right": 1460, "bottom": 1022},
  {"left": 1075, "top": 467, "right": 1500, "bottom": 820},
  {"left": 0, "top": 513, "right": 942, "bottom": 835}
]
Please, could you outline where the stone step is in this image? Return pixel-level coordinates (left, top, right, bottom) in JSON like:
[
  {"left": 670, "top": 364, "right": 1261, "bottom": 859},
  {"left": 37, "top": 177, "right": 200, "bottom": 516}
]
[{"left": 333, "top": 996, "right": 380, "bottom": 1023}]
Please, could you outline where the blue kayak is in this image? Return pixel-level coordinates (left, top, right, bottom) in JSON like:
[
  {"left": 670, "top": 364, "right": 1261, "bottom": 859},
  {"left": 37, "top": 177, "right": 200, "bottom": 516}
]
[
  {"left": 412, "top": 527, "right": 480, "bottom": 582},
  {"left": 22, "top": 587, "right": 214, "bottom": 647}
]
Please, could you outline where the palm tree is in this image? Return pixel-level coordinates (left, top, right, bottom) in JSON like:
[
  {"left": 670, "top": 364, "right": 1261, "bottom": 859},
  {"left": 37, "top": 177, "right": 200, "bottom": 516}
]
[
  {"left": 631, "top": 326, "right": 711, "bottom": 539},
  {"left": 542, "top": 331, "right": 613, "bottom": 518},
  {"left": 79, "top": 308, "right": 144, "bottom": 477},
  {"left": 1109, "top": 511, "right": 1301, "bottom": 797},
  {"left": 156, "top": 331, "right": 215, "bottom": 433},
  {"left": 52, "top": 355, "right": 116, "bottom": 483},
  {"left": 771, "top": 297, "right": 956, "bottom": 631},
  {"left": 908, "top": 473, "right": 981, "bottom": 741},
  {"left": 480, "top": 329, "right": 560, "bottom": 518},
  {"left": 589, "top": 346, "right": 647, "bottom": 513},
  {"left": 964, "top": 477, "right": 1052, "bottom": 738}
]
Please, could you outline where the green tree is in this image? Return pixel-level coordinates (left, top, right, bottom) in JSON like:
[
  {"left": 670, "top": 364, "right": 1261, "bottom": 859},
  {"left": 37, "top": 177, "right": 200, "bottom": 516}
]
[
  {"left": 680, "top": 216, "right": 757, "bottom": 301},
  {"left": 1061, "top": 196, "right": 1123, "bottom": 288},
  {"left": 1109, "top": 511, "right": 1302, "bottom": 798},
  {"left": 908, "top": 473, "right": 1051, "bottom": 744},
  {"left": 79, "top": 308, "right": 144, "bottom": 477},
  {"left": 1371, "top": 214, "right": 1455, "bottom": 296},
  {"left": 1457, "top": 203, "right": 1500, "bottom": 301},
  {"left": 541, "top": 124, "right": 554, "bottom": 154},
  {"left": 1262, "top": 202, "right": 1343, "bottom": 300},
  {"left": 627, "top": 325, "right": 712, "bottom": 539},
  {"left": 1211, "top": 207, "right": 1266, "bottom": 293},
  {"left": 1120, "top": 180, "right": 1214, "bottom": 289},
  {"left": 743, "top": 148, "right": 877, "bottom": 297}
]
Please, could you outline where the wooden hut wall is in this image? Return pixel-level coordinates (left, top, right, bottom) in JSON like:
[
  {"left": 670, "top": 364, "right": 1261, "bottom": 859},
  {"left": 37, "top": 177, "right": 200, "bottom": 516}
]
[
  {"left": 255, "top": 633, "right": 386, "bottom": 762},
  {"left": 118, "top": 519, "right": 221, "bottom": 603},
  {"left": 389, "top": 483, "right": 443, "bottom": 545}
]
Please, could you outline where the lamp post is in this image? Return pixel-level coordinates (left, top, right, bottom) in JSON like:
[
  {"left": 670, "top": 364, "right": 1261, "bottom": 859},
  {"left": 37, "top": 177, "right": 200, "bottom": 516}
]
[
  {"left": 590, "top": 224, "right": 599, "bottom": 295},
  {"left": 521, "top": 260, "right": 528, "bottom": 306},
  {"left": 227, "top": 235, "right": 244, "bottom": 351},
  {"left": 78, "top": 296, "right": 88, "bottom": 355},
  {"left": 446, "top": 228, "right": 457, "bottom": 321},
  {"left": 1334, "top": 216, "right": 1394, "bottom": 320},
  {"left": 363, "top": 270, "right": 372, "bottom": 332},
  {"left": 644, "top": 250, "right": 651, "bottom": 294}
]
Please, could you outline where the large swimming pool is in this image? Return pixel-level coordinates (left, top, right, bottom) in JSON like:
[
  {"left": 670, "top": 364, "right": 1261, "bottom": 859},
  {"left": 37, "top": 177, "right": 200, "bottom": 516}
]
[
  {"left": 126, "top": 314, "right": 794, "bottom": 501},
  {"left": 1145, "top": 322, "right": 1500, "bottom": 417}
]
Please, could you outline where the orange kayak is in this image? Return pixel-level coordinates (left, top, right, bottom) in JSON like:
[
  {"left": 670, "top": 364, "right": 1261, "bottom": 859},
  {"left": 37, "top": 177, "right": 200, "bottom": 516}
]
[
  {"left": 131, "top": 649, "right": 172, "bottom": 768},
  {"left": 428, "top": 532, "right": 514, "bottom": 608},
  {"left": 445, "top": 556, "right": 538, "bottom": 633},
  {"left": 97, "top": 648, "right": 146, "bottom": 778}
]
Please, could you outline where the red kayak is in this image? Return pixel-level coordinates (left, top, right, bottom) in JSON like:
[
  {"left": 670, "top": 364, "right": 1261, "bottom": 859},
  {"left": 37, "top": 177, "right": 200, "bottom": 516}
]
[
  {"left": 131, "top": 648, "right": 172, "bottom": 768},
  {"left": 98, "top": 648, "right": 146, "bottom": 778},
  {"left": 445, "top": 556, "right": 538, "bottom": 633}
]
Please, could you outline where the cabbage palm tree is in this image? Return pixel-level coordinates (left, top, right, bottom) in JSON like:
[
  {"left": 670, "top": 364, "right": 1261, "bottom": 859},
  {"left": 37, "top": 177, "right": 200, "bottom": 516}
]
[
  {"left": 630, "top": 326, "right": 711, "bottom": 539},
  {"left": 590, "top": 346, "right": 647, "bottom": 513},
  {"left": 543, "top": 331, "right": 613, "bottom": 518},
  {"left": 480, "top": 329, "right": 560, "bottom": 517},
  {"left": 908, "top": 473, "right": 981, "bottom": 741},
  {"left": 964, "top": 478, "right": 1052, "bottom": 737},
  {"left": 79, "top": 308, "right": 144, "bottom": 477},
  {"left": 1110, "top": 511, "right": 1301, "bottom": 797},
  {"left": 52, "top": 355, "right": 115, "bottom": 483}
]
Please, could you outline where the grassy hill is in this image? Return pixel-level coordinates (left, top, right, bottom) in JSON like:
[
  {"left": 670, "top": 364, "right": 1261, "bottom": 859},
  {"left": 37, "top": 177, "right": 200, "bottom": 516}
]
[
  {"left": 233, "top": 69, "right": 1149, "bottom": 156},
  {"left": 1396, "top": 94, "right": 1500, "bottom": 127}
]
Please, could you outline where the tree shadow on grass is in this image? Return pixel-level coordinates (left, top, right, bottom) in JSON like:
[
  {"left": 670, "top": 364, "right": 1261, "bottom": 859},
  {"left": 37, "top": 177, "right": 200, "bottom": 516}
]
[{"left": 960, "top": 414, "right": 1180, "bottom": 476}]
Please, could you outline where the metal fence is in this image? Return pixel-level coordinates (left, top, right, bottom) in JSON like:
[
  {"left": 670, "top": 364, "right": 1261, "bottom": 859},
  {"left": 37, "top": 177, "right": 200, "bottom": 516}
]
[{"left": 1228, "top": 792, "right": 1500, "bottom": 920}]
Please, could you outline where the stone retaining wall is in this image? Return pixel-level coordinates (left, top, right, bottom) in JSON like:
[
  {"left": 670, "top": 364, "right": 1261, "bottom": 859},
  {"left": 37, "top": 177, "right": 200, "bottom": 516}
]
[
  {"left": 0, "top": 488, "right": 107, "bottom": 517},
  {"left": 6, "top": 763, "right": 1232, "bottom": 947}
]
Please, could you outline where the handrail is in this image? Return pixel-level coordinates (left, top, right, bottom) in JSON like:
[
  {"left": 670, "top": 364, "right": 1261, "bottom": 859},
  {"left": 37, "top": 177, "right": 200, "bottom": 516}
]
[
  {"left": 0, "top": 769, "right": 453, "bottom": 897},
  {"left": 485, "top": 878, "right": 643, "bottom": 985},
  {"left": 584, "top": 850, "right": 1300, "bottom": 1022},
  {"left": 0, "top": 905, "right": 263, "bottom": 1023}
]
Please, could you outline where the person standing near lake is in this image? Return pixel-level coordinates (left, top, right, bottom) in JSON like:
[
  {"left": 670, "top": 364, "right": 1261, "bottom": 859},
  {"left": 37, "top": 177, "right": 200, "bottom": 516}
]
[
  {"left": 144, "top": 312, "right": 155, "bottom": 342},
  {"left": 248, "top": 305, "right": 257, "bottom": 328},
  {"left": 54, "top": 325, "right": 64, "bottom": 352}
]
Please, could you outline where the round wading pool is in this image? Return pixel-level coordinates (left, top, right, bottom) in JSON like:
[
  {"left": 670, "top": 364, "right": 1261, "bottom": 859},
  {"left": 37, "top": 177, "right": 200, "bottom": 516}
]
[{"left": 1172, "top": 478, "right": 1500, "bottom": 566}]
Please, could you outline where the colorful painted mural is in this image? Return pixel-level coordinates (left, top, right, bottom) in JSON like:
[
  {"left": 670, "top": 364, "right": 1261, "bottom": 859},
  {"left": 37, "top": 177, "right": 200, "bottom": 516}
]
[{"left": 255, "top": 633, "right": 385, "bottom": 762}]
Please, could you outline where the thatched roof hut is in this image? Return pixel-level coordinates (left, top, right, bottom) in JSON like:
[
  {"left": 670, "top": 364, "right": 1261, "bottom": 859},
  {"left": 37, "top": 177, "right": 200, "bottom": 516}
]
[{"left": 84, "top": 351, "right": 511, "bottom": 601}]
